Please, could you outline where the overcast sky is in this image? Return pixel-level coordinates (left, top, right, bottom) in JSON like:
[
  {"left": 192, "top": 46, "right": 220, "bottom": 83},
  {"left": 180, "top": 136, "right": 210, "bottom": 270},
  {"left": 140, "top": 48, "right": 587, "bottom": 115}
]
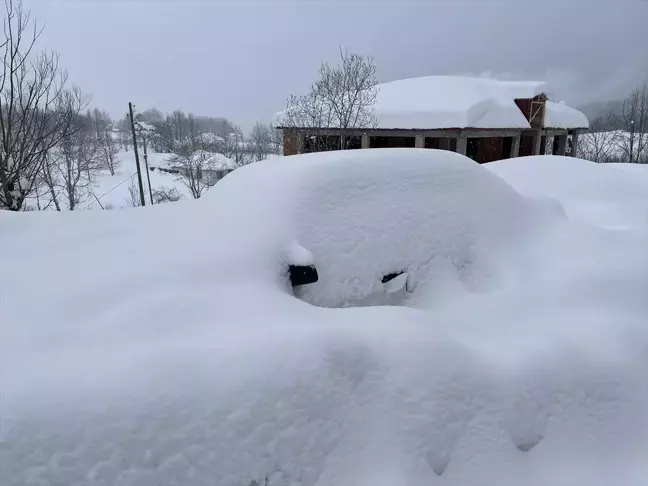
[{"left": 24, "top": 0, "right": 648, "bottom": 130}]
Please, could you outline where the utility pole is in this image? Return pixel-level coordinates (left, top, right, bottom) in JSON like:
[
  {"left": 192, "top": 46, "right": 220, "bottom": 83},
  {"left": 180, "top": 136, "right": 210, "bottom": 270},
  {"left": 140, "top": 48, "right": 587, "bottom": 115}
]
[
  {"left": 142, "top": 133, "right": 154, "bottom": 205},
  {"left": 128, "top": 102, "right": 146, "bottom": 206},
  {"left": 629, "top": 120, "right": 635, "bottom": 163}
]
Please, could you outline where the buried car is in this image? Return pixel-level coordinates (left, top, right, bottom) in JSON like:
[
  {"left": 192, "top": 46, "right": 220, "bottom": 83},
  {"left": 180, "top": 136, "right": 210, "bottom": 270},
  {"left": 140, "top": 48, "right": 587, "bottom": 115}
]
[
  {"left": 213, "top": 148, "right": 547, "bottom": 308},
  {"left": 1, "top": 149, "right": 647, "bottom": 486}
]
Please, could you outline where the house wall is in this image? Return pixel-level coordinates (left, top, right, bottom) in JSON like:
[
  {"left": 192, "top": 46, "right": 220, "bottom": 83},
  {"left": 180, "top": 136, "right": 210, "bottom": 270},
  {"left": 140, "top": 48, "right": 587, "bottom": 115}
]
[
  {"left": 478, "top": 137, "right": 506, "bottom": 163},
  {"left": 283, "top": 133, "right": 299, "bottom": 156},
  {"left": 519, "top": 134, "right": 536, "bottom": 157},
  {"left": 281, "top": 127, "right": 575, "bottom": 159},
  {"left": 515, "top": 99, "right": 533, "bottom": 121}
]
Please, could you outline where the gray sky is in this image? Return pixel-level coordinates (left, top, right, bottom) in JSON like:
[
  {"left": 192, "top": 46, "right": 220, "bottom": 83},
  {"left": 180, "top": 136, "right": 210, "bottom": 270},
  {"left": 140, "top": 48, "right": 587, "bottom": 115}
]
[{"left": 25, "top": 0, "right": 648, "bottom": 131}]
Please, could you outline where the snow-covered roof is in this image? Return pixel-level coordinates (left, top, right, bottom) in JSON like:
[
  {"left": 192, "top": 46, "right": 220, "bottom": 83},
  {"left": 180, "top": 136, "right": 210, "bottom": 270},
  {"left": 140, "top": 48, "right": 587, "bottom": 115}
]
[
  {"left": 198, "top": 132, "right": 226, "bottom": 145},
  {"left": 135, "top": 121, "right": 156, "bottom": 132},
  {"left": 194, "top": 150, "right": 237, "bottom": 171},
  {"left": 372, "top": 76, "right": 546, "bottom": 129},
  {"left": 276, "top": 75, "right": 589, "bottom": 130},
  {"left": 544, "top": 101, "right": 589, "bottom": 129}
]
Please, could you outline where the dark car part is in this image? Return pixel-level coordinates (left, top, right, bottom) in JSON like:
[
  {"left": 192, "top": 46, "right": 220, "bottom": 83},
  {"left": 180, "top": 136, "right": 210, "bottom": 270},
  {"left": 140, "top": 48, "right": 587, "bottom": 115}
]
[
  {"left": 381, "top": 271, "right": 404, "bottom": 284},
  {"left": 289, "top": 264, "right": 319, "bottom": 287}
]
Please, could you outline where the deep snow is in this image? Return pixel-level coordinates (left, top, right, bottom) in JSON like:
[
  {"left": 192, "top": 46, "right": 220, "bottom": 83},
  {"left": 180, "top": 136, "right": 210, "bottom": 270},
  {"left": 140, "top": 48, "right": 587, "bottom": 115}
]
[
  {"left": 1, "top": 149, "right": 647, "bottom": 486},
  {"left": 487, "top": 155, "right": 648, "bottom": 230}
]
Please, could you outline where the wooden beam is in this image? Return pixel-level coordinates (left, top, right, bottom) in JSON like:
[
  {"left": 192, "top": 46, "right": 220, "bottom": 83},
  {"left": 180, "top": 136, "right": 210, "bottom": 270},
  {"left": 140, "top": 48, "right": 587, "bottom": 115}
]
[
  {"left": 511, "top": 134, "right": 521, "bottom": 158},
  {"left": 532, "top": 132, "right": 542, "bottom": 155}
]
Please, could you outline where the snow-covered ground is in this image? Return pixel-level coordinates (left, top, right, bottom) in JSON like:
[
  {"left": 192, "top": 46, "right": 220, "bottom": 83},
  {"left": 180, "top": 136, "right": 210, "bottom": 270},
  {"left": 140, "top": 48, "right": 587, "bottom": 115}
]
[
  {"left": 1, "top": 149, "right": 647, "bottom": 486},
  {"left": 85, "top": 151, "right": 193, "bottom": 209},
  {"left": 487, "top": 155, "right": 648, "bottom": 230},
  {"left": 30, "top": 149, "right": 238, "bottom": 211}
]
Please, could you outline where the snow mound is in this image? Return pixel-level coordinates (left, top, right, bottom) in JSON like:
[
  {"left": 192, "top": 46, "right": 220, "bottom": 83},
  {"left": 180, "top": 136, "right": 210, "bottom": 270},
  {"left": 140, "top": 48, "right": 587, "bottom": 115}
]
[
  {"left": 1, "top": 149, "right": 647, "bottom": 486},
  {"left": 272, "top": 149, "right": 537, "bottom": 307},
  {"left": 487, "top": 155, "right": 648, "bottom": 230}
]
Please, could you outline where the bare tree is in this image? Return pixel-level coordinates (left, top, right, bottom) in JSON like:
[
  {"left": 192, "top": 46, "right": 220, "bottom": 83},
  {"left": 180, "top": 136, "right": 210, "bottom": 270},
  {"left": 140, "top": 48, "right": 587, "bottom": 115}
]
[
  {"left": 269, "top": 124, "right": 282, "bottom": 155},
  {"left": 141, "top": 108, "right": 163, "bottom": 123},
  {"left": 42, "top": 116, "right": 101, "bottom": 210},
  {"left": 0, "top": 0, "right": 87, "bottom": 210},
  {"left": 91, "top": 109, "right": 120, "bottom": 174},
  {"left": 221, "top": 125, "right": 251, "bottom": 166},
  {"left": 117, "top": 130, "right": 130, "bottom": 151},
  {"left": 578, "top": 111, "right": 620, "bottom": 163},
  {"left": 316, "top": 48, "right": 378, "bottom": 148},
  {"left": 171, "top": 150, "right": 218, "bottom": 199},
  {"left": 249, "top": 122, "right": 271, "bottom": 161},
  {"left": 152, "top": 186, "right": 183, "bottom": 204},
  {"left": 125, "top": 178, "right": 140, "bottom": 208},
  {"left": 280, "top": 48, "right": 378, "bottom": 153},
  {"left": 618, "top": 83, "right": 648, "bottom": 163},
  {"left": 281, "top": 90, "right": 337, "bottom": 153}
]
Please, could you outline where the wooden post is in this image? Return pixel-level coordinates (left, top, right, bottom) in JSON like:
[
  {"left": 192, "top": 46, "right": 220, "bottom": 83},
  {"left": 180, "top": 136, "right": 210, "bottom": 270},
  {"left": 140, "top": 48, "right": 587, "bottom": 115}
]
[
  {"left": 532, "top": 131, "right": 542, "bottom": 155},
  {"left": 511, "top": 134, "right": 521, "bottom": 158},
  {"left": 456, "top": 136, "right": 467, "bottom": 155},
  {"left": 142, "top": 135, "right": 154, "bottom": 205},
  {"left": 128, "top": 102, "right": 146, "bottom": 206}
]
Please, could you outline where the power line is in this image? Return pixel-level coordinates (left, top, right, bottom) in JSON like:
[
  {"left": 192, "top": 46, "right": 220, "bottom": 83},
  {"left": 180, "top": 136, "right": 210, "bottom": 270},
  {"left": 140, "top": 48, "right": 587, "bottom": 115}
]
[{"left": 83, "top": 172, "right": 136, "bottom": 210}]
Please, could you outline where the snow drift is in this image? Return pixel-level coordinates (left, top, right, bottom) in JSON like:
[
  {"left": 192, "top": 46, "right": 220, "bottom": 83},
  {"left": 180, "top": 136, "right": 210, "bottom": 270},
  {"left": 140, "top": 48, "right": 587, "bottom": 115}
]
[
  {"left": 487, "top": 155, "right": 648, "bottom": 230},
  {"left": 1, "top": 149, "right": 647, "bottom": 486}
]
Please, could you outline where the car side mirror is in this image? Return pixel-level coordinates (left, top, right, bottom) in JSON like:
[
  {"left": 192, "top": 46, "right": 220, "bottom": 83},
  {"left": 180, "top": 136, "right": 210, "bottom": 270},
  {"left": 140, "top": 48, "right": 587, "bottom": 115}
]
[{"left": 289, "top": 264, "right": 319, "bottom": 287}]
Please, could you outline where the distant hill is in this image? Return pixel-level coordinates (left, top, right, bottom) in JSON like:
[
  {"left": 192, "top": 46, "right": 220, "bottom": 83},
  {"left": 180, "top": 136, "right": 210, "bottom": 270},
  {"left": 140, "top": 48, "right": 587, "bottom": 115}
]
[{"left": 577, "top": 99, "right": 624, "bottom": 121}]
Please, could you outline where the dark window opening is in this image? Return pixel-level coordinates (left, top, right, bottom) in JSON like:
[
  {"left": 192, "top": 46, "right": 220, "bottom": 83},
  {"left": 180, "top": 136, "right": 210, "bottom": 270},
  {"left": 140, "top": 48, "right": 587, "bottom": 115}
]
[
  {"left": 466, "top": 138, "right": 480, "bottom": 161},
  {"left": 343, "top": 136, "right": 362, "bottom": 150},
  {"left": 501, "top": 137, "right": 513, "bottom": 159},
  {"left": 519, "top": 135, "right": 535, "bottom": 157},
  {"left": 370, "top": 136, "right": 415, "bottom": 148},
  {"left": 424, "top": 137, "right": 440, "bottom": 149},
  {"left": 539, "top": 136, "right": 547, "bottom": 155},
  {"left": 303, "top": 135, "right": 341, "bottom": 153}
]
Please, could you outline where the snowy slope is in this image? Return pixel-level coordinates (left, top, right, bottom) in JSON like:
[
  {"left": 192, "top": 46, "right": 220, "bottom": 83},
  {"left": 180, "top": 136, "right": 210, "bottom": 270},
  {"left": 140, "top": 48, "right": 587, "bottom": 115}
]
[
  {"left": 1, "top": 149, "right": 647, "bottom": 486},
  {"left": 487, "top": 155, "right": 648, "bottom": 230},
  {"left": 85, "top": 151, "right": 193, "bottom": 209}
]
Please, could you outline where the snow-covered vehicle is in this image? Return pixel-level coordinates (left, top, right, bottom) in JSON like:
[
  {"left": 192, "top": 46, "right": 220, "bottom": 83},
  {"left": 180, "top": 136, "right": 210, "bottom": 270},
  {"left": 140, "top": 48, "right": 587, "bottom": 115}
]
[
  {"left": 218, "top": 148, "right": 539, "bottom": 308},
  {"left": 1, "top": 149, "right": 647, "bottom": 486}
]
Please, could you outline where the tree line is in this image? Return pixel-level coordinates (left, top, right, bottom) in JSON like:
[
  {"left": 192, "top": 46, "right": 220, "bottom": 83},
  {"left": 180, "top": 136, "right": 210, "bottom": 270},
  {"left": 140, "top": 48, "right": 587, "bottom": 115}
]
[{"left": 578, "top": 84, "right": 648, "bottom": 163}]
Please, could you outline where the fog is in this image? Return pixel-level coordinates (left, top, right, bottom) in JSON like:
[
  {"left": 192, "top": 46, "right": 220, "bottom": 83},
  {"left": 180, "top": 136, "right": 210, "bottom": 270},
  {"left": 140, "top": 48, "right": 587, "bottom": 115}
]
[{"left": 25, "top": 0, "right": 648, "bottom": 129}]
